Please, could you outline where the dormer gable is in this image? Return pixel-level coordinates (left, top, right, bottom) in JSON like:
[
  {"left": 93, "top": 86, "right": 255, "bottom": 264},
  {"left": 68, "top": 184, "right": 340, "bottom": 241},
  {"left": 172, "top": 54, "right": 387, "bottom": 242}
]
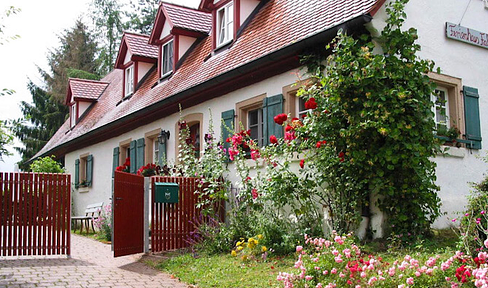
[
  {"left": 66, "top": 78, "right": 109, "bottom": 128},
  {"left": 115, "top": 32, "right": 158, "bottom": 98},
  {"left": 199, "top": 0, "right": 262, "bottom": 49},
  {"left": 149, "top": 2, "right": 211, "bottom": 79}
]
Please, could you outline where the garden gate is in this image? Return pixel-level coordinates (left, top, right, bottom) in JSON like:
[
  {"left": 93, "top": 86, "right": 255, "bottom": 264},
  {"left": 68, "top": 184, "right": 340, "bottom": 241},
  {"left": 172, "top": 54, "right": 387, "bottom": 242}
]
[
  {"left": 112, "top": 171, "right": 145, "bottom": 257},
  {"left": 0, "top": 172, "right": 71, "bottom": 256}
]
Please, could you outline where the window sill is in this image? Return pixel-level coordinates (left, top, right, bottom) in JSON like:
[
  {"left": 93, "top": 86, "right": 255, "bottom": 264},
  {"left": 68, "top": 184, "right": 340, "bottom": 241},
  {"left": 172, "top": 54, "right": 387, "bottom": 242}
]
[{"left": 77, "top": 187, "right": 90, "bottom": 193}]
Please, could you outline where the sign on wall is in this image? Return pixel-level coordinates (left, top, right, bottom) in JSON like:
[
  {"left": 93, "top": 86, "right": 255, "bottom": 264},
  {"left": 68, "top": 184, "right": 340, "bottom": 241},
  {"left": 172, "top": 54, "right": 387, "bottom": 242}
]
[{"left": 446, "top": 22, "right": 488, "bottom": 49}]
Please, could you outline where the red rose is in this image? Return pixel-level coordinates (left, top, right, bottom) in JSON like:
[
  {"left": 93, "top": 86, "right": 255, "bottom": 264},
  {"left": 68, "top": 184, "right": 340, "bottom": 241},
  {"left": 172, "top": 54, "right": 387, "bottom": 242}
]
[
  {"left": 273, "top": 113, "right": 287, "bottom": 125},
  {"left": 299, "top": 159, "right": 305, "bottom": 169},
  {"left": 270, "top": 135, "right": 278, "bottom": 144},
  {"left": 338, "top": 151, "right": 345, "bottom": 158},
  {"left": 316, "top": 141, "right": 321, "bottom": 148},
  {"left": 285, "top": 125, "right": 293, "bottom": 132},
  {"left": 305, "top": 97, "right": 317, "bottom": 110},
  {"left": 252, "top": 189, "right": 258, "bottom": 199}
]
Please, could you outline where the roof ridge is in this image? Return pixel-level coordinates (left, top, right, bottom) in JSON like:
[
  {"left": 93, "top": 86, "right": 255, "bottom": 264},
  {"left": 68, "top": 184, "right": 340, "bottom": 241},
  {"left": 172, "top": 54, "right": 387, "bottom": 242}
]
[
  {"left": 69, "top": 78, "right": 110, "bottom": 85},
  {"left": 123, "top": 31, "right": 151, "bottom": 38},
  {"left": 161, "top": 1, "right": 210, "bottom": 15}
]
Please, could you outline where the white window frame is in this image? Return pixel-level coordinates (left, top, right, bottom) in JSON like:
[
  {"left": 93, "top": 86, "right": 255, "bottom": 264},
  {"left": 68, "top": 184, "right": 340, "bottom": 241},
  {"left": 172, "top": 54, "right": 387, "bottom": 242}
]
[
  {"left": 297, "top": 97, "right": 311, "bottom": 119},
  {"left": 431, "top": 87, "right": 450, "bottom": 131},
  {"left": 216, "top": 2, "right": 234, "bottom": 47},
  {"left": 71, "top": 103, "right": 77, "bottom": 127},
  {"left": 162, "top": 40, "right": 174, "bottom": 77},
  {"left": 248, "top": 107, "right": 264, "bottom": 147},
  {"left": 125, "top": 65, "right": 134, "bottom": 97},
  {"left": 153, "top": 139, "right": 159, "bottom": 164}
]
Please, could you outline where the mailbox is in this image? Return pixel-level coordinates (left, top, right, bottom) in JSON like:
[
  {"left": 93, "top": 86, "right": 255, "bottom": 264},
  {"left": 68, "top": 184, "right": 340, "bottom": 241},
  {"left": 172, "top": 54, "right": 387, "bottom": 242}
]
[{"left": 154, "top": 182, "right": 179, "bottom": 203}]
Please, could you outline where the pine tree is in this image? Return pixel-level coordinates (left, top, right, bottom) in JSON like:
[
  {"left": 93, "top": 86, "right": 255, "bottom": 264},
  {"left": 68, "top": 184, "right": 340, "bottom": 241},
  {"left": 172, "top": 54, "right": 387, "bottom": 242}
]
[{"left": 124, "top": 0, "right": 159, "bottom": 35}]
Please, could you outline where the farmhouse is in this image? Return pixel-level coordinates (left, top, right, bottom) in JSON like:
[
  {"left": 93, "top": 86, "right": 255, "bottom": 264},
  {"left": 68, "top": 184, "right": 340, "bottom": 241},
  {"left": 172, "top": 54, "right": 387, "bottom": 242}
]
[{"left": 36, "top": 0, "right": 487, "bottom": 236}]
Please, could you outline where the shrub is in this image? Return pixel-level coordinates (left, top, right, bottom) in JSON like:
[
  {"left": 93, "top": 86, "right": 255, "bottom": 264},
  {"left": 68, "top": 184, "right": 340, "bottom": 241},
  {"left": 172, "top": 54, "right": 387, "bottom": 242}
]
[{"left": 30, "top": 155, "right": 65, "bottom": 173}]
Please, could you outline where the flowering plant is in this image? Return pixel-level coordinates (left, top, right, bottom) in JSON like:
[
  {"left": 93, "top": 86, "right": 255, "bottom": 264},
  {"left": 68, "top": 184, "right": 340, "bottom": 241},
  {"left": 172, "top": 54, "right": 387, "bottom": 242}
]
[
  {"left": 231, "top": 234, "right": 269, "bottom": 262},
  {"left": 277, "top": 232, "right": 488, "bottom": 288},
  {"left": 115, "top": 157, "right": 130, "bottom": 173},
  {"left": 93, "top": 204, "right": 112, "bottom": 241},
  {"left": 137, "top": 163, "right": 158, "bottom": 177}
]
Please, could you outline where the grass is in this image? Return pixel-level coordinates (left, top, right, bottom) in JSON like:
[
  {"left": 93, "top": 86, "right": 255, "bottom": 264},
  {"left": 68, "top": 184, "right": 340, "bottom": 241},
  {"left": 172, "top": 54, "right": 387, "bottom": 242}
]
[
  {"left": 147, "top": 229, "right": 459, "bottom": 288},
  {"left": 146, "top": 252, "right": 295, "bottom": 288}
]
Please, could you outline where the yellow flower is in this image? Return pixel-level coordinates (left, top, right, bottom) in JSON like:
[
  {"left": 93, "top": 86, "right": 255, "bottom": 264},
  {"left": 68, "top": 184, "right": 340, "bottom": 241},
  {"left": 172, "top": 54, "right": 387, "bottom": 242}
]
[
  {"left": 257, "top": 234, "right": 263, "bottom": 240},
  {"left": 236, "top": 241, "right": 243, "bottom": 246},
  {"left": 242, "top": 255, "right": 248, "bottom": 261},
  {"left": 231, "top": 250, "right": 237, "bottom": 257},
  {"left": 261, "top": 246, "right": 267, "bottom": 252},
  {"left": 237, "top": 246, "right": 244, "bottom": 251}
]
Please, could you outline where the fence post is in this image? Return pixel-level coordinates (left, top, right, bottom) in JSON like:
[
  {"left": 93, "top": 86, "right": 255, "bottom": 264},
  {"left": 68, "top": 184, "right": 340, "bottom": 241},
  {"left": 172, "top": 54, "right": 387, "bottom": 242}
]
[{"left": 144, "top": 177, "right": 150, "bottom": 253}]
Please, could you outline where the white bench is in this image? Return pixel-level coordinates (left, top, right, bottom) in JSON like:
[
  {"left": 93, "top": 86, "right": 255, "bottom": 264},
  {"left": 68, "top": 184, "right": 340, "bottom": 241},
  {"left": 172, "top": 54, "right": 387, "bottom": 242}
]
[{"left": 71, "top": 202, "right": 103, "bottom": 233}]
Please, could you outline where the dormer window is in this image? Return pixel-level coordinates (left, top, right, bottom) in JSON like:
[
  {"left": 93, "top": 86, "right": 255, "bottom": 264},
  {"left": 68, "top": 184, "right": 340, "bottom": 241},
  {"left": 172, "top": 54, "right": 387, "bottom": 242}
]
[
  {"left": 162, "top": 40, "right": 174, "bottom": 77},
  {"left": 71, "top": 103, "right": 77, "bottom": 128},
  {"left": 125, "top": 65, "right": 134, "bottom": 97},
  {"left": 217, "top": 2, "right": 234, "bottom": 47}
]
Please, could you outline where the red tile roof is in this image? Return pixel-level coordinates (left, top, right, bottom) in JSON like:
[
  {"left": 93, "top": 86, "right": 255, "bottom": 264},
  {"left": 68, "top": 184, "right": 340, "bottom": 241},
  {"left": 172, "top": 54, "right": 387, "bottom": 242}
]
[
  {"left": 37, "top": 0, "right": 379, "bottom": 159},
  {"left": 67, "top": 78, "right": 109, "bottom": 104},
  {"left": 124, "top": 32, "right": 159, "bottom": 59},
  {"left": 162, "top": 2, "right": 212, "bottom": 34}
]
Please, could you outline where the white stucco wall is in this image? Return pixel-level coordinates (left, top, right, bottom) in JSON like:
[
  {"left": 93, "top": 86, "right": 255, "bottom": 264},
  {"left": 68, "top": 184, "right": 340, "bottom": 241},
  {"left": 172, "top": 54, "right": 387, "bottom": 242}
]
[
  {"left": 240, "top": 0, "right": 260, "bottom": 26},
  {"left": 78, "top": 101, "right": 91, "bottom": 119},
  {"left": 178, "top": 36, "right": 196, "bottom": 59},
  {"left": 123, "top": 51, "right": 132, "bottom": 65},
  {"left": 137, "top": 62, "right": 154, "bottom": 83},
  {"left": 160, "top": 20, "right": 171, "bottom": 40},
  {"left": 370, "top": 0, "right": 488, "bottom": 229}
]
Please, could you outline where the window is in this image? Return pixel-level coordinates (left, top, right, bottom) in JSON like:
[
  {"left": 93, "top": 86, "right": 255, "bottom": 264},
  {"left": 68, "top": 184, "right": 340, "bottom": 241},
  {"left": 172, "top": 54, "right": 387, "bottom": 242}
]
[
  {"left": 162, "top": 40, "right": 174, "bottom": 76},
  {"left": 248, "top": 108, "right": 264, "bottom": 146},
  {"left": 154, "top": 139, "right": 159, "bottom": 163},
  {"left": 175, "top": 113, "right": 203, "bottom": 162},
  {"left": 432, "top": 87, "right": 450, "bottom": 132},
  {"left": 125, "top": 65, "right": 134, "bottom": 97},
  {"left": 217, "top": 2, "right": 234, "bottom": 47},
  {"left": 75, "top": 154, "right": 93, "bottom": 189},
  {"left": 297, "top": 97, "right": 310, "bottom": 119},
  {"left": 235, "top": 93, "right": 283, "bottom": 147},
  {"left": 119, "top": 140, "right": 131, "bottom": 166},
  {"left": 71, "top": 103, "right": 77, "bottom": 127}
]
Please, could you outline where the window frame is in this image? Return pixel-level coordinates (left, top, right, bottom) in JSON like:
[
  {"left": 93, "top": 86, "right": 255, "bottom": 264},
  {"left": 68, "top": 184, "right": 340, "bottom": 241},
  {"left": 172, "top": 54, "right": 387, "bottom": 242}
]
[
  {"left": 162, "top": 40, "right": 174, "bottom": 77},
  {"left": 125, "top": 65, "right": 134, "bottom": 97},
  {"left": 71, "top": 102, "right": 77, "bottom": 127},
  {"left": 428, "top": 72, "right": 465, "bottom": 139},
  {"left": 144, "top": 129, "right": 160, "bottom": 165},
  {"left": 432, "top": 87, "right": 450, "bottom": 131},
  {"left": 119, "top": 139, "right": 132, "bottom": 165},
  {"left": 174, "top": 113, "right": 203, "bottom": 163},
  {"left": 79, "top": 153, "right": 89, "bottom": 187},
  {"left": 236, "top": 94, "right": 266, "bottom": 147},
  {"left": 216, "top": 2, "right": 234, "bottom": 48}
]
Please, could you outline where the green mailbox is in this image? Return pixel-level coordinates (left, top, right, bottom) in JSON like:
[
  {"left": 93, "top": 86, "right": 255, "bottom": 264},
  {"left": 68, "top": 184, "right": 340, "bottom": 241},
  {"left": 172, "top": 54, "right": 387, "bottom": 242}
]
[{"left": 154, "top": 182, "right": 179, "bottom": 203}]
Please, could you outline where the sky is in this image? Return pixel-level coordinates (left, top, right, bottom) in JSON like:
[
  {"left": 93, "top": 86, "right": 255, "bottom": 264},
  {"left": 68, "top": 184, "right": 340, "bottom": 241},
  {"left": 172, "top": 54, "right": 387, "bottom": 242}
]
[{"left": 0, "top": 0, "right": 200, "bottom": 172}]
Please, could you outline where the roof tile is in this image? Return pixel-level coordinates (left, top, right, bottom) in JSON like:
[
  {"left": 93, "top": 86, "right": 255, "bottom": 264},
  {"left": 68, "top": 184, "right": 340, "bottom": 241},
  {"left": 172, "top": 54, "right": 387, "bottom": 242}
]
[
  {"left": 124, "top": 32, "right": 159, "bottom": 59},
  {"left": 162, "top": 2, "right": 212, "bottom": 34}
]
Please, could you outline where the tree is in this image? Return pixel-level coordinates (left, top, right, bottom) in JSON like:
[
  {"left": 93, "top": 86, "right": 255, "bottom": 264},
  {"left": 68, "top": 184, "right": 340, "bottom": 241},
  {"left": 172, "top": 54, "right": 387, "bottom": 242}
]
[
  {"left": 39, "top": 20, "right": 99, "bottom": 103},
  {"left": 124, "top": 0, "right": 159, "bottom": 35},
  {"left": 10, "top": 81, "right": 68, "bottom": 170},
  {"left": 0, "top": 120, "right": 13, "bottom": 161},
  {"left": 90, "top": 0, "right": 124, "bottom": 75}
]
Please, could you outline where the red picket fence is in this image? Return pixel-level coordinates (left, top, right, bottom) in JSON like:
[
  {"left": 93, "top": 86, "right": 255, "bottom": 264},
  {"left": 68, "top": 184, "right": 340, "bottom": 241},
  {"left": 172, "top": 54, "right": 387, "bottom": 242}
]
[
  {"left": 151, "top": 177, "right": 224, "bottom": 252},
  {"left": 0, "top": 172, "right": 71, "bottom": 256}
]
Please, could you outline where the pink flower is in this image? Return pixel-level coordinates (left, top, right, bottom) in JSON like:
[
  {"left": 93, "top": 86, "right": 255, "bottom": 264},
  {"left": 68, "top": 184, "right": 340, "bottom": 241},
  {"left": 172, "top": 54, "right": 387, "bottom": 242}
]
[
  {"left": 481, "top": 210, "right": 485, "bottom": 215},
  {"left": 331, "top": 268, "right": 337, "bottom": 274},
  {"left": 406, "top": 277, "right": 414, "bottom": 285},
  {"left": 305, "top": 275, "right": 313, "bottom": 281},
  {"left": 484, "top": 239, "right": 488, "bottom": 248},
  {"left": 296, "top": 246, "right": 303, "bottom": 252}
]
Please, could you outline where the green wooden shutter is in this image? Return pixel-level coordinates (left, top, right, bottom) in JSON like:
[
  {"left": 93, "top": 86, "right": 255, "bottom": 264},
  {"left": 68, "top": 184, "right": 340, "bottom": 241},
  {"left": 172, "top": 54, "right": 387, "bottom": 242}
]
[
  {"left": 464, "top": 86, "right": 482, "bottom": 149},
  {"left": 86, "top": 154, "right": 93, "bottom": 187},
  {"left": 262, "top": 94, "right": 284, "bottom": 145},
  {"left": 130, "top": 140, "right": 137, "bottom": 173},
  {"left": 221, "top": 109, "right": 235, "bottom": 162},
  {"left": 112, "top": 147, "right": 119, "bottom": 177},
  {"left": 74, "top": 159, "right": 80, "bottom": 188},
  {"left": 136, "top": 138, "right": 145, "bottom": 170}
]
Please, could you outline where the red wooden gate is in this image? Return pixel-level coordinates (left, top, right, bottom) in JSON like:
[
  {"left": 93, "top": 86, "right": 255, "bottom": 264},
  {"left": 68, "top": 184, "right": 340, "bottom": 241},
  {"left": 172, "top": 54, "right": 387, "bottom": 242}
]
[
  {"left": 113, "top": 171, "right": 144, "bottom": 257},
  {"left": 0, "top": 172, "right": 71, "bottom": 256},
  {"left": 151, "top": 176, "right": 209, "bottom": 252}
]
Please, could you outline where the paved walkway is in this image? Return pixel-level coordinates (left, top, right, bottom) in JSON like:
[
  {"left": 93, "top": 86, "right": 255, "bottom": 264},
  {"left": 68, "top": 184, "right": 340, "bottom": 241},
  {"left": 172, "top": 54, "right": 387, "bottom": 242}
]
[{"left": 0, "top": 234, "right": 189, "bottom": 288}]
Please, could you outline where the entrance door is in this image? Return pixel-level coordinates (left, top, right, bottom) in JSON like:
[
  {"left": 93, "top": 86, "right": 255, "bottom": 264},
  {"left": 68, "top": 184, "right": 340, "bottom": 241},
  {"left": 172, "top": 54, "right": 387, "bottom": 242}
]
[{"left": 113, "top": 171, "right": 144, "bottom": 257}]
